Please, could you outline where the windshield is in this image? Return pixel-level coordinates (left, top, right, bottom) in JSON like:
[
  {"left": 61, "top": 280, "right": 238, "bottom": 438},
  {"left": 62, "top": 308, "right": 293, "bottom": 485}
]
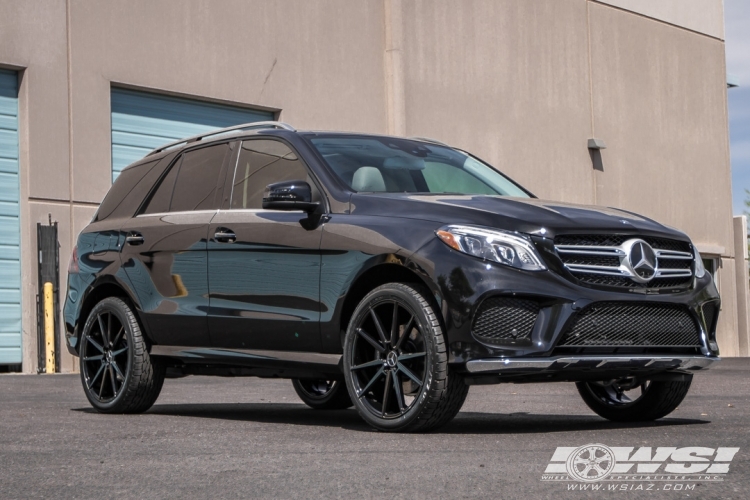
[{"left": 307, "top": 136, "right": 531, "bottom": 197}]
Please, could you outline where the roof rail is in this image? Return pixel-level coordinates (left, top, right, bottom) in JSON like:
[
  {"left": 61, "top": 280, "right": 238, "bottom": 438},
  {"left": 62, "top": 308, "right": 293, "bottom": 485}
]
[
  {"left": 410, "top": 136, "right": 449, "bottom": 147},
  {"left": 147, "top": 121, "right": 296, "bottom": 156}
]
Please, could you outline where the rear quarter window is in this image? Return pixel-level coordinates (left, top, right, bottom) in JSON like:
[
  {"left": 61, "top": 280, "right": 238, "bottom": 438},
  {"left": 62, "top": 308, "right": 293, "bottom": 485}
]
[{"left": 96, "top": 159, "right": 163, "bottom": 221}]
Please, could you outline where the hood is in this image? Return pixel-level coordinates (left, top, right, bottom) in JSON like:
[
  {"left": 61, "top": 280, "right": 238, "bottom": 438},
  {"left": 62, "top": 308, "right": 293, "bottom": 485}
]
[{"left": 348, "top": 193, "right": 690, "bottom": 241}]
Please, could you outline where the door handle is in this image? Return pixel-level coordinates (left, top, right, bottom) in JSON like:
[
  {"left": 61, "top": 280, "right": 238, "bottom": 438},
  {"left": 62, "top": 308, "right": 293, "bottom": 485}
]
[
  {"left": 125, "top": 232, "right": 144, "bottom": 245},
  {"left": 214, "top": 228, "right": 236, "bottom": 243}
]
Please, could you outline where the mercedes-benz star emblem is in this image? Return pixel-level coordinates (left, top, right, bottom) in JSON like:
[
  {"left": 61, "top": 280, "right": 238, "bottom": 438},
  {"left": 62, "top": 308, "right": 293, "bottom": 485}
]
[{"left": 624, "top": 239, "right": 657, "bottom": 282}]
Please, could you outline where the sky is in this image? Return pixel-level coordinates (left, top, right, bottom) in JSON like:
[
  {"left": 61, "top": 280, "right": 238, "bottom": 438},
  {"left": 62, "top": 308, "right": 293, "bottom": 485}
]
[{"left": 727, "top": 0, "right": 750, "bottom": 215}]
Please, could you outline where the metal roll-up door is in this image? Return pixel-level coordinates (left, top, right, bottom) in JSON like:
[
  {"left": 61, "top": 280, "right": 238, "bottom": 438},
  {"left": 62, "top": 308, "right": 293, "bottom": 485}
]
[
  {"left": 0, "top": 69, "right": 21, "bottom": 366},
  {"left": 111, "top": 88, "right": 274, "bottom": 181}
]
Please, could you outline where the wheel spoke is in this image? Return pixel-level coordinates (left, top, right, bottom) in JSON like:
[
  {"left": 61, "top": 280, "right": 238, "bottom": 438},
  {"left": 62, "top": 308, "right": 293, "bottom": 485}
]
[
  {"left": 111, "top": 347, "right": 128, "bottom": 357},
  {"left": 107, "top": 313, "right": 112, "bottom": 347},
  {"left": 351, "top": 359, "right": 383, "bottom": 371},
  {"left": 612, "top": 387, "right": 632, "bottom": 404},
  {"left": 390, "top": 303, "right": 399, "bottom": 346},
  {"left": 109, "top": 365, "right": 117, "bottom": 396},
  {"left": 392, "top": 372, "right": 405, "bottom": 411},
  {"left": 397, "top": 362, "right": 423, "bottom": 387},
  {"left": 356, "top": 328, "right": 385, "bottom": 354},
  {"left": 88, "top": 364, "right": 105, "bottom": 389},
  {"left": 369, "top": 308, "right": 389, "bottom": 344},
  {"left": 394, "top": 315, "right": 415, "bottom": 350},
  {"left": 381, "top": 371, "right": 392, "bottom": 417},
  {"left": 111, "top": 326, "right": 124, "bottom": 349},
  {"left": 357, "top": 367, "right": 385, "bottom": 397},
  {"left": 98, "top": 367, "right": 108, "bottom": 399},
  {"left": 97, "top": 314, "right": 109, "bottom": 346},
  {"left": 398, "top": 352, "right": 425, "bottom": 362},
  {"left": 111, "top": 359, "right": 125, "bottom": 381},
  {"left": 86, "top": 336, "right": 105, "bottom": 353},
  {"left": 83, "top": 354, "right": 103, "bottom": 362}
]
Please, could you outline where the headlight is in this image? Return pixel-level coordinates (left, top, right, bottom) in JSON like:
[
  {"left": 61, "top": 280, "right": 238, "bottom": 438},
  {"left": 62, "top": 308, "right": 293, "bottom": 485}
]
[
  {"left": 436, "top": 225, "right": 546, "bottom": 271},
  {"left": 693, "top": 248, "right": 706, "bottom": 278}
]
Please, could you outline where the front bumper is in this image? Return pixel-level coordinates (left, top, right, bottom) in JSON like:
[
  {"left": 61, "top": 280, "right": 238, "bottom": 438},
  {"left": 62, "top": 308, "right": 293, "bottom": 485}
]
[
  {"left": 466, "top": 355, "right": 718, "bottom": 373},
  {"left": 411, "top": 238, "right": 721, "bottom": 360},
  {"left": 460, "top": 354, "right": 719, "bottom": 384}
]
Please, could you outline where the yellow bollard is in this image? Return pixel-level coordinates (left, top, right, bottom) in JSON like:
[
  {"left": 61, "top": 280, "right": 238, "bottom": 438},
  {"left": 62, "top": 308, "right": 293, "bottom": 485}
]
[{"left": 43, "top": 282, "right": 55, "bottom": 374}]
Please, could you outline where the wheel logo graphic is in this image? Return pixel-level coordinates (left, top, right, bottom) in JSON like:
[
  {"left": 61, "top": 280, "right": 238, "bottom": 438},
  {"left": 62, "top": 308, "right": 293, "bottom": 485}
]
[{"left": 566, "top": 444, "right": 615, "bottom": 482}]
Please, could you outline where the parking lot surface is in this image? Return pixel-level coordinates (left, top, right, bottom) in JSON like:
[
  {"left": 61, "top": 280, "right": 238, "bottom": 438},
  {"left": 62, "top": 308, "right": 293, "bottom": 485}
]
[{"left": 1, "top": 359, "right": 748, "bottom": 499}]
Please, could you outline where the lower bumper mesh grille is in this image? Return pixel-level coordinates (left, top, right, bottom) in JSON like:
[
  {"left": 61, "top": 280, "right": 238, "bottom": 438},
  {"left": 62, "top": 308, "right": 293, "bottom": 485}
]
[
  {"left": 559, "top": 302, "right": 701, "bottom": 347},
  {"left": 472, "top": 297, "right": 539, "bottom": 342}
]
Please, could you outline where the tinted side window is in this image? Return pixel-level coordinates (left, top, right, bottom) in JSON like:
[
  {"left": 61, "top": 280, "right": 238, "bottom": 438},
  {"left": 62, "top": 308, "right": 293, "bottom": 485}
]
[
  {"left": 143, "top": 143, "right": 231, "bottom": 214},
  {"left": 143, "top": 156, "right": 181, "bottom": 214},
  {"left": 171, "top": 143, "right": 232, "bottom": 212},
  {"left": 230, "top": 140, "right": 319, "bottom": 209},
  {"left": 97, "top": 159, "right": 160, "bottom": 221}
]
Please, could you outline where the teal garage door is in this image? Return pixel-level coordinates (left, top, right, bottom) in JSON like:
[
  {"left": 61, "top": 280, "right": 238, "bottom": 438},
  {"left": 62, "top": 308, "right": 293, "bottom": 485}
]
[
  {"left": 0, "top": 69, "right": 21, "bottom": 366},
  {"left": 111, "top": 88, "right": 274, "bottom": 181}
]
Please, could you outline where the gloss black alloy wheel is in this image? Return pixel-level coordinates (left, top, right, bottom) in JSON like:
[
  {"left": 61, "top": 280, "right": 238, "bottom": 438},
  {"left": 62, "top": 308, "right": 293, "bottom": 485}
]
[
  {"left": 292, "top": 379, "right": 353, "bottom": 410},
  {"left": 79, "top": 297, "right": 165, "bottom": 413},
  {"left": 343, "top": 283, "right": 469, "bottom": 432},
  {"left": 576, "top": 376, "right": 692, "bottom": 422}
]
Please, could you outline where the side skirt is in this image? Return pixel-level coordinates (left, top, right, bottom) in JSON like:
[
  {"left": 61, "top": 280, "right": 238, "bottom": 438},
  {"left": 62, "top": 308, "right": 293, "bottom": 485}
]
[{"left": 151, "top": 346, "right": 343, "bottom": 379}]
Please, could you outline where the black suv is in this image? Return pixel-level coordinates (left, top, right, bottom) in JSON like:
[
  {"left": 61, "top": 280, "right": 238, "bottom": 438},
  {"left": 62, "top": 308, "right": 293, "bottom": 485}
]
[{"left": 64, "top": 122, "right": 720, "bottom": 432}]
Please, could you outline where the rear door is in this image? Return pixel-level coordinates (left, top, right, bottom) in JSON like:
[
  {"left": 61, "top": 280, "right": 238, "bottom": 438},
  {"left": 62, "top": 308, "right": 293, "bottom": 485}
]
[
  {"left": 207, "top": 139, "right": 324, "bottom": 351},
  {"left": 120, "top": 142, "right": 236, "bottom": 346}
]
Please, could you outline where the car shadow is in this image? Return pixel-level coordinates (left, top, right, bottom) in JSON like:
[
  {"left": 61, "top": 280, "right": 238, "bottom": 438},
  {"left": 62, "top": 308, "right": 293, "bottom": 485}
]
[{"left": 72, "top": 403, "right": 710, "bottom": 434}]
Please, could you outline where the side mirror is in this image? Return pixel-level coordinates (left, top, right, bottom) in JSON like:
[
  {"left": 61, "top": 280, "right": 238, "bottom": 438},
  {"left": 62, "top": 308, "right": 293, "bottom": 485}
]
[{"left": 262, "top": 180, "right": 319, "bottom": 213}]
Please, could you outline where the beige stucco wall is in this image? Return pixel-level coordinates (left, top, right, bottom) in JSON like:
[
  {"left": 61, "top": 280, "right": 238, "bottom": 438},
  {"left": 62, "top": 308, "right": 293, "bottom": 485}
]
[
  {"left": 596, "top": 0, "right": 724, "bottom": 39},
  {"left": 0, "top": 0, "right": 743, "bottom": 371},
  {"left": 400, "top": 0, "right": 596, "bottom": 205},
  {"left": 68, "top": 0, "right": 388, "bottom": 206},
  {"left": 733, "top": 216, "right": 750, "bottom": 356},
  {"left": 0, "top": 0, "right": 72, "bottom": 372},
  {"left": 588, "top": 3, "right": 733, "bottom": 252}
]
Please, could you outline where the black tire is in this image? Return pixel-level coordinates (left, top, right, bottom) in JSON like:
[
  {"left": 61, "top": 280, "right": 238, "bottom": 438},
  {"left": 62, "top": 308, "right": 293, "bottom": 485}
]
[
  {"left": 343, "top": 283, "right": 469, "bottom": 432},
  {"left": 79, "top": 297, "right": 165, "bottom": 413},
  {"left": 292, "top": 379, "right": 353, "bottom": 410},
  {"left": 576, "top": 377, "right": 692, "bottom": 422}
]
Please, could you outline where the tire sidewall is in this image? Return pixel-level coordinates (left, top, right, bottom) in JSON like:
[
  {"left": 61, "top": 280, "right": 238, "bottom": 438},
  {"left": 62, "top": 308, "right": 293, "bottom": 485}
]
[
  {"left": 343, "top": 284, "right": 445, "bottom": 431},
  {"left": 79, "top": 297, "right": 135, "bottom": 411}
]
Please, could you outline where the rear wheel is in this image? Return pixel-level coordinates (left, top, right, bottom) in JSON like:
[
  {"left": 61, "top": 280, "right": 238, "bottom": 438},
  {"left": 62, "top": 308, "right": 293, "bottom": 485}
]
[
  {"left": 292, "top": 379, "right": 353, "bottom": 410},
  {"left": 79, "top": 297, "right": 165, "bottom": 413},
  {"left": 576, "top": 376, "right": 692, "bottom": 421},
  {"left": 343, "top": 283, "right": 469, "bottom": 432}
]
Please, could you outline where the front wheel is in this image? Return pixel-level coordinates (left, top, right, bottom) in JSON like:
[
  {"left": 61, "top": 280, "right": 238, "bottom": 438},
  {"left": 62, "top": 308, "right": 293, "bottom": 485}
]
[
  {"left": 343, "top": 283, "right": 469, "bottom": 432},
  {"left": 79, "top": 297, "right": 165, "bottom": 413},
  {"left": 292, "top": 379, "right": 353, "bottom": 410},
  {"left": 576, "top": 377, "right": 692, "bottom": 422}
]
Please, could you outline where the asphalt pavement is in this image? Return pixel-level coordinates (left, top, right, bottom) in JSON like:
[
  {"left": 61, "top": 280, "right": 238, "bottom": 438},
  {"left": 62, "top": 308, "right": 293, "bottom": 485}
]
[{"left": 1, "top": 359, "right": 748, "bottom": 499}]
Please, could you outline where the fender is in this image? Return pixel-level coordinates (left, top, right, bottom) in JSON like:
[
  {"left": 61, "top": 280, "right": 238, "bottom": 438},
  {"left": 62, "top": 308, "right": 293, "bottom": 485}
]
[{"left": 65, "top": 273, "right": 150, "bottom": 356}]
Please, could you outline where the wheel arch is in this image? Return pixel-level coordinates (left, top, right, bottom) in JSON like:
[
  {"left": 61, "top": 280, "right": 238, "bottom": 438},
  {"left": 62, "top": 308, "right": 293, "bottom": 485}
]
[
  {"left": 74, "top": 277, "right": 151, "bottom": 351},
  {"left": 337, "top": 260, "right": 444, "bottom": 348}
]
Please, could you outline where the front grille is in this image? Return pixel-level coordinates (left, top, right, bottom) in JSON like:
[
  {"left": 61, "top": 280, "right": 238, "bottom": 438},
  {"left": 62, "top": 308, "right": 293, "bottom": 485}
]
[
  {"left": 553, "top": 234, "right": 694, "bottom": 289},
  {"left": 558, "top": 302, "right": 701, "bottom": 347},
  {"left": 701, "top": 301, "right": 719, "bottom": 334},
  {"left": 472, "top": 297, "right": 539, "bottom": 343}
]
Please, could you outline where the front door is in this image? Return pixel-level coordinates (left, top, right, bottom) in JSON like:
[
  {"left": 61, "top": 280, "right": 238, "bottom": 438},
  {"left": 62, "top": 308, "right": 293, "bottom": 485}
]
[
  {"left": 120, "top": 142, "right": 235, "bottom": 347},
  {"left": 207, "top": 139, "right": 324, "bottom": 351}
]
